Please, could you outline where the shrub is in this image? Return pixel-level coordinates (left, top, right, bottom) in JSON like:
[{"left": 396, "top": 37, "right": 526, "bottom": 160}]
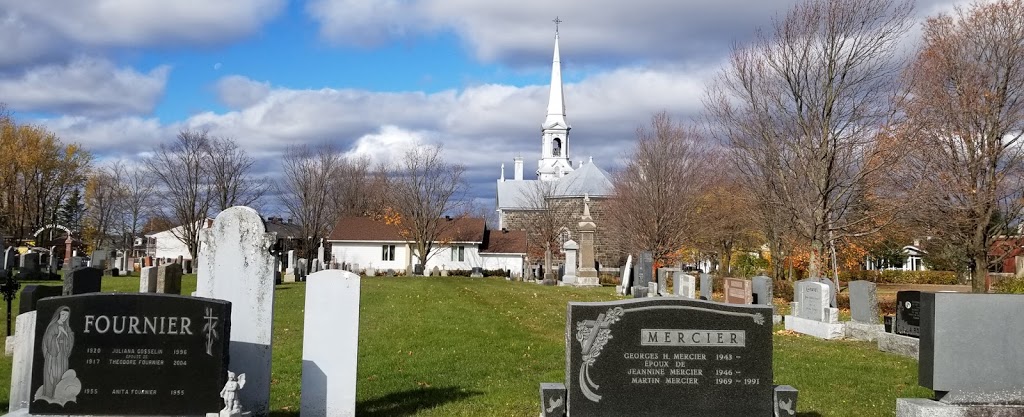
[
  {"left": 733, "top": 254, "right": 769, "bottom": 278},
  {"left": 837, "top": 270, "right": 957, "bottom": 285},
  {"left": 773, "top": 280, "right": 794, "bottom": 302},
  {"left": 995, "top": 276, "right": 1024, "bottom": 294}
]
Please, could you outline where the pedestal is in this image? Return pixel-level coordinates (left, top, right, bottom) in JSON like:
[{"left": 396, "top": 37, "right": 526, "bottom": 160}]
[
  {"left": 896, "top": 398, "right": 1024, "bottom": 417},
  {"left": 784, "top": 315, "right": 845, "bottom": 340},
  {"left": 877, "top": 332, "right": 919, "bottom": 360}
]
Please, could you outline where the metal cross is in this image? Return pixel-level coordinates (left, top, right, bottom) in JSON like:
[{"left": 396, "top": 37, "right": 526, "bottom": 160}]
[
  {"left": 0, "top": 273, "right": 20, "bottom": 336},
  {"left": 553, "top": 17, "right": 563, "bottom": 34}
]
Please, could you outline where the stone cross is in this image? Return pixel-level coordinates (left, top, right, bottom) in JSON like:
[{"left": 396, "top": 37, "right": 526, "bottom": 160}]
[{"left": 579, "top": 313, "right": 611, "bottom": 354}]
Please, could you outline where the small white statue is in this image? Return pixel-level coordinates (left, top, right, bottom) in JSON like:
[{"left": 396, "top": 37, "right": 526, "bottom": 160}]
[{"left": 218, "top": 371, "right": 247, "bottom": 417}]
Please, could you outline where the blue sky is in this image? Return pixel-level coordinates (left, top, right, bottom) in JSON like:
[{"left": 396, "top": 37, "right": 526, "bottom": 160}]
[{"left": 0, "top": 0, "right": 965, "bottom": 213}]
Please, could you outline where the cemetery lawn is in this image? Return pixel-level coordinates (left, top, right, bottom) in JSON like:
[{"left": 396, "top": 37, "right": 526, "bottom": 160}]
[{"left": 0, "top": 276, "right": 932, "bottom": 416}]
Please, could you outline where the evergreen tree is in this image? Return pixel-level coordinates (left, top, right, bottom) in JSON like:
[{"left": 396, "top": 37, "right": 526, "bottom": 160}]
[{"left": 59, "top": 188, "right": 85, "bottom": 232}]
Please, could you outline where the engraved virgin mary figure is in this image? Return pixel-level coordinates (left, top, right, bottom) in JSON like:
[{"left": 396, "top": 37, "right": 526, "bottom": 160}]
[{"left": 34, "top": 306, "right": 82, "bottom": 406}]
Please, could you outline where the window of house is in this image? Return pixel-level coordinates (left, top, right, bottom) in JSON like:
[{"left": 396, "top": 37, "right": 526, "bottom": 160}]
[
  {"left": 382, "top": 245, "right": 395, "bottom": 261},
  {"left": 451, "top": 245, "right": 465, "bottom": 262}
]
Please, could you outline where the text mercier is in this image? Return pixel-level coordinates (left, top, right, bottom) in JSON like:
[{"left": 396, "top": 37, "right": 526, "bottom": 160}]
[
  {"left": 640, "top": 329, "right": 746, "bottom": 347},
  {"left": 83, "top": 315, "right": 194, "bottom": 335}
]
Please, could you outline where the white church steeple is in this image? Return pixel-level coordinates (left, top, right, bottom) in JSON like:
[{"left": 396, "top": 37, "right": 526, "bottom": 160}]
[{"left": 537, "top": 17, "right": 573, "bottom": 181}]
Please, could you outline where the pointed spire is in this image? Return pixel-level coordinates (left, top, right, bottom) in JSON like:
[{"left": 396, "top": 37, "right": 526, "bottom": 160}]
[{"left": 544, "top": 18, "right": 567, "bottom": 128}]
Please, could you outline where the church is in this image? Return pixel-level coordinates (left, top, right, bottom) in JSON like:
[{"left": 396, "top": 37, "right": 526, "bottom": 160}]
[{"left": 495, "top": 25, "right": 617, "bottom": 269}]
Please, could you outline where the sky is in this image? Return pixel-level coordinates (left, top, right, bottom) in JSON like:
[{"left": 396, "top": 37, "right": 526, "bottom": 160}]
[{"left": 0, "top": 0, "right": 968, "bottom": 215}]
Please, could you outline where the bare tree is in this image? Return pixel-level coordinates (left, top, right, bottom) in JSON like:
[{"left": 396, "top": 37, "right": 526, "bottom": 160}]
[
  {"left": 145, "top": 130, "right": 213, "bottom": 260},
  {"left": 705, "top": 0, "right": 914, "bottom": 282},
  {"left": 329, "top": 155, "right": 389, "bottom": 220},
  {"left": 116, "top": 163, "right": 155, "bottom": 254},
  {"left": 279, "top": 145, "right": 344, "bottom": 260},
  {"left": 901, "top": 0, "right": 1024, "bottom": 291},
  {"left": 606, "top": 112, "right": 715, "bottom": 266},
  {"left": 518, "top": 180, "right": 571, "bottom": 261},
  {"left": 693, "top": 171, "right": 762, "bottom": 274},
  {"left": 387, "top": 145, "right": 468, "bottom": 267},
  {"left": 83, "top": 163, "right": 124, "bottom": 252},
  {"left": 207, "top": 136, "right": 267, "bottom": 212}
]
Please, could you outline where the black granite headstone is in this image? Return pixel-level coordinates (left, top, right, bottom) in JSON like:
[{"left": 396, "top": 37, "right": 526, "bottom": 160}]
[
  {"left": 634, "top": 251, "right": 654, "bottom": 288},
  {"left": 29, "top": 293, "right": 231, "bottom": 415},
  {"left": 565, "top": 297, "right": 774, "bottom": 416},
  {"left": 895, "top": 290, "right": 921, "bottom": 338},
  {"left": 62, "top": 267, "right": 102, "bottom": 296},
  {"left": 19, "top": 285, "right": 64, "bottom": 315},
  {"left": 540, "top": 382, "right": 567, "bottom": 417}
]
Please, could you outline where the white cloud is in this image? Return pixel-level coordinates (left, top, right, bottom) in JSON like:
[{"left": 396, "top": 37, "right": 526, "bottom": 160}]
[
  {"left": 0, "top": 0, "right": 285, "bottom": 69},
  {"left": 215, "top": 75, "right": 272, "bottom": 110},
  {"left": 345, "top": 125, "right": 427, "bottom": 165},
  {"left": 0, "top": 57, "right": 170, "bottom": 117}
]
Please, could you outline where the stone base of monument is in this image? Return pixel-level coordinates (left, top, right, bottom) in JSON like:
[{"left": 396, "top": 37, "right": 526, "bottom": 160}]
[
  {"left": 845, "top": 321, "right": 884, "bottom": 342},
  {"left": 4, "top": 336, "right": 13, "bottom": 356},
  {"left": 896, "top": 398, "right": 1024, "bottom": 417},
  {"left": 784, "top": 315, "right": 845, "bottom": 340},
  {"left": 283, "top": 272, "right": 296, "bottom": 283},
  {"left": 3, "top": 407, "right": 224, "bottom": 417},
  {"left": 573, "top": 276, "right": 600, "bottom": 287},
  {"left": 877, "top": 332, "right": 919, "bottom": 360}
]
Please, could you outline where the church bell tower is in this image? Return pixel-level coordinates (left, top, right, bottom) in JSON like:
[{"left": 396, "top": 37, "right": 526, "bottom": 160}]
[{"left": 537, "top": 18, "right": 573, "bottom": 181}]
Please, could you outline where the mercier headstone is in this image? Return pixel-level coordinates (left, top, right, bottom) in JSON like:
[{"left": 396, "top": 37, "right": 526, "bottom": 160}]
[
  {"left": 723, "top": 278, "right": 752, "bottom": 304},
  {"left": 27, "top": 293, "right": 231, "bottom": 415},
  {"left": 542, "top": 297, "right": 797, "bottom": 416},
  {"left": 62, "top": 267, "right": 102, "bottom": 296},
  {"left": 301, "top": 270, "right": 361, "bottom": 417},
  {"left": 897, "top": 293, "right": 1024, "bottom": 415},
  {"left": 196, "top": 206, "right": 276, "bottom": 416}
]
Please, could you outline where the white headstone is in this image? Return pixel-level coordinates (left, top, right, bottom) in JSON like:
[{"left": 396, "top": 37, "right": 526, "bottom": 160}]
[
  {"left": 675, "top": 274, "right": 696, "bottom": 299},
  {"left": 562, "top": 239, "right": 578, "bottom": 285},
  {"left": 196, "top": 206, "right": 276, "bottom": 416},
  {"left": 798, "top": 282, "right": 829, "bottom": 322},
  {"left": 8, "top": 311, "right": 36, "bottom": 412},
  {"left": 139, "top": 266, "right": 157, "bottom": 292},
  {"left": 301, "top": 270, "right": 361, "bottom": 417},
  {"left": 620, "top": 254, "right": 633, "bottom": 295}
]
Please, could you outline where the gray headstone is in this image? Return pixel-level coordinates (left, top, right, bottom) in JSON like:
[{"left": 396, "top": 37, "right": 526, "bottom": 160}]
[
  {"left": 139, "top": 266, "right": 157, "bottom": 293},
  {"left": 819, "top": 278, "right": 837, "bottom": 308},
  {"left": 849, "top": 280, "right": 879, "bottom": 324},
  {"left": 183, "top": 259, "right": 193, "bottom": 274},
  {"left": 17, "top": 285, "right": 62, "bottom": 315},
  {"left": 700, "top": 273, "right": 713, "bottom": 300},
  {"left": 919, "top": 293, "right": 1024, "bottom": 404},
  {"left": 751, "top": 276, "right": 773, "bottom": 305},
  {"left": 657, "top": 268, "right": 669, "bottom": 296},
  {"left": 301, "top": 270, "right": 361, "bottom": 416},
  {"left": 539, "top": 382, "right": 566, "bottom": 417},
  {"left": 675, "top": 274, "right": 696, "bottom": 299},
  {"left": 430, "top": 266, "right": 440, "bottom": 276},
  {"left": 156, "top": 263, "right": 183, "bottom": 294},
  {"left": 62, "top": 267, "right": 102, "bottom": 296},
  {"left": 21, "top": 253, "right": 40, "bottom": 273},
  {"left": 196, "top": 206, "right": 276, "bottom": 416},
  {"left": 3, "top": 247, "right": 15, "bottom": 271},
  {"left": 634, "top": 251, "right": 654, "bottom": 287},
  {"left": 797, "top": 282, "right": 829, "bottom": 321}
]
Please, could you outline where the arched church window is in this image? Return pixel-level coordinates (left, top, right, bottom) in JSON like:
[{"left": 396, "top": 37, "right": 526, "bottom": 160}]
[
  {"left": 558, "top": 227, "right": 571, "bottom": 248},
  {"left": 552, "top": 138, "right": 561, "bottom": 157}
]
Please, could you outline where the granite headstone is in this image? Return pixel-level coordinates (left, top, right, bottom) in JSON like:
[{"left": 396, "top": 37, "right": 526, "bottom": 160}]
[
  {"left": 62, "top": 267, "right": 102, "bottom": 296},
  {"left": 723, "top": 278, "right": 752, "bottom": 305},
  {"left": 895, "top": 291, "right": 921, "bottom": 338},
  {"left": 751, "top": 276, "right": 772, "bottom": 305},
  {"left": 849, "top": 281, "right": 879, "bottom": 324}
]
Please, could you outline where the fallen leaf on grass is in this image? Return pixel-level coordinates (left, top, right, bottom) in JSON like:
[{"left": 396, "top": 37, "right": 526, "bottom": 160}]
[
  {"left": 775, "top": 329, "right": 800, "bottom": 336},
  {"left": 417, "top": 381, "right": 432, "bottom": 388}
]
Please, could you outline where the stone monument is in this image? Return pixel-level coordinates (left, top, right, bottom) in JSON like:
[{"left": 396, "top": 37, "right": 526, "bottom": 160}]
[{"left": 575, "top": 195, "right": 599, "bottom": 287}]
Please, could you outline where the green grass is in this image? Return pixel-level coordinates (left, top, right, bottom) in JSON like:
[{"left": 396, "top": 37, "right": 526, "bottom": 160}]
[{"left": 0, "top": 275, "right": 932, "bottom": 416}]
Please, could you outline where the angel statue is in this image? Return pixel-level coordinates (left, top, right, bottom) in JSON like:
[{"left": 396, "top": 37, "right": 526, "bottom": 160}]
[{"left": 219, "top": 371, "right": 247, "bottom": 417}]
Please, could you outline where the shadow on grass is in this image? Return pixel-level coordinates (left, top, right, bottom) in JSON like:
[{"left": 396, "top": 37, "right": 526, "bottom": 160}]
[
  {"left": 798, "top": 412, "right": 823, "bottom": 417},
  {"left": 356, "top": 386, "right": 482, "bottom": 417}
]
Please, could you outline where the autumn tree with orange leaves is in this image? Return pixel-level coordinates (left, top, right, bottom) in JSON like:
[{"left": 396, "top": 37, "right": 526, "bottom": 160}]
[{"left": 900, "top": 0, "right": 1024, "bottom": 292}]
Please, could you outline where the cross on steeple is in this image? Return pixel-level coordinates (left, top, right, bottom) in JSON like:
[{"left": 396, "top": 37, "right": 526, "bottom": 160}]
[{"left": 553, "top": 17, "right": 563, "bottom": 35}]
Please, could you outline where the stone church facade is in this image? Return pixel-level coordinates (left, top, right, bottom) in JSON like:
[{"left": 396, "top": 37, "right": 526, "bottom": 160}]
[{"left": 495, "top": 28, "right": 619, "bottom": 270}]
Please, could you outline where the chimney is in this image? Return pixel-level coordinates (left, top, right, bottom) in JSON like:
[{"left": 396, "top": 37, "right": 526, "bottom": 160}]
[{"left": 514, "top": 157, "right": 524, "bottom": 180}]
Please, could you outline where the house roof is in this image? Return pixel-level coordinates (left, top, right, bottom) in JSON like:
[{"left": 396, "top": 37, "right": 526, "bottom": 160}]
[
  {"left": 327, "top": 216, "right": 486, "bottom": 243},
  {"left": 479, "top": 229, "right": 528, "bottom": 254},
  {"left": 496, "top": 159, "right": 613, "bottom": 210}
]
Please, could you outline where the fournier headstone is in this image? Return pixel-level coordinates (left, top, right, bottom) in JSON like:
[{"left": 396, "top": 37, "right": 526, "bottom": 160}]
[
  {"left": 26, "top": 293, "right": 231, "bottom": 416},
  {"left": 301, "top": 270, "right": 361, "bottom": 417},
  {"left": 723, "top": 278, "right": 752, "bottom": 305},
  {"left": 541, "top": 297, "right": 798, "bottom": 416},
  {"left": 196, "top": 206, "right": 276, "bottom": 416}
]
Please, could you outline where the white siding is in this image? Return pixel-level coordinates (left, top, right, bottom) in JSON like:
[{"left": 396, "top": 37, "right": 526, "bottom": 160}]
[
  {"left": 149, "top": 229, "right": 193, "bottom": 260},
  {"left": 330, "top": 241, "right": 411, "bottom": 273},
  {"left": 481, "top": 253, "right": 525, "bottom": 277},
  {"left": 425, "top": 244, "right": 483, "bottom": 271}
]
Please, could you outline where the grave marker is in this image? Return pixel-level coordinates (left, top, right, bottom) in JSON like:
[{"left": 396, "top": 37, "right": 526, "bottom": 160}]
[
  {"left": 723, "top": 278, "right": 752, "bottom": 304},
  {"left": 28, "top": 293, "right": 231, "bottom": 415},
  {"left": 751, "top": 276, "right": 772, "bottom": 305},
  {"left": 156, "top": 263, "right": 183, "bottom": 294},
  {"left": 62, "top": 267, "right": 102, "bottom": 296},
  {"left": 301, "top": 270, "right": 361, "bottom": 417},
  {"left": 849, "top": 281, "right": 879, "bottom": 324},
  {"left": 675, "top": 274, "right": 696, "bottom": 299},
  {"left": 895, "top": 291, "right": 921, "bottom": 338},
  {"left": 196, "top": 206, "right": 276, "bottom": 416},
  {"left": 700, "top": 273, "right": 713, "bottom": 300}
]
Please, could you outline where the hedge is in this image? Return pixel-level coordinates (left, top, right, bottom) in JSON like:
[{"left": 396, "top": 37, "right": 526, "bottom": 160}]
[{"left": 838, "top": 270, "right": 958, "bottom": 285}]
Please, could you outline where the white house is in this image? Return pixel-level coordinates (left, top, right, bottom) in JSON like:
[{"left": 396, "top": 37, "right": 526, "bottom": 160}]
[
  {"left": 326, "top": 216, "right": 527, "bottom": 276},
  {"left": 144, "top": 219, "right": 213, "bottom": 260},
  {"left": 864, "top": 242, "right": 928, "bottom": 271}
]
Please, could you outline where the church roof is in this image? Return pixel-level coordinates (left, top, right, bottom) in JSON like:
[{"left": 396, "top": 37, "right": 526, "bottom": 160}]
[{"left": 496, "top": 160, "right": 613, "bottom": 210}]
